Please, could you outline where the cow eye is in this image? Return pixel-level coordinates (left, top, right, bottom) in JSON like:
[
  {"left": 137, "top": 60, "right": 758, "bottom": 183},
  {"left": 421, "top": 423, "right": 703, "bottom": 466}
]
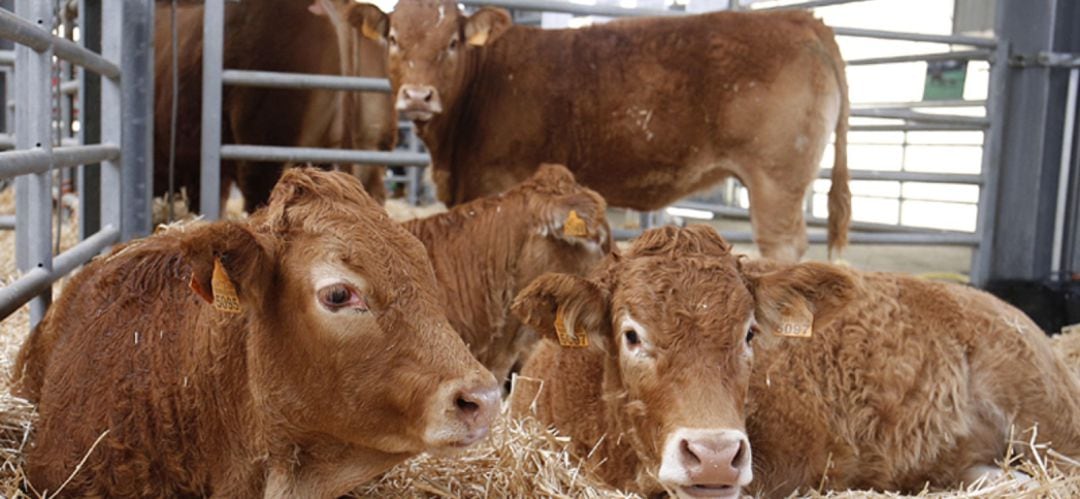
[
  {"left": 388, "top": 34, "right": 398, "bottom": 46},
  {"left": 448, "top": 37, "right": 458, "bottom": 50},
  {"left": 746, "top": 324, "right": 759, "bottom": 343},
  {"left": 317, "top": 283, "right": 369, "bottom": 312},
  {"left": 624, "top": 329, "right": 640, "bottom": 346}
]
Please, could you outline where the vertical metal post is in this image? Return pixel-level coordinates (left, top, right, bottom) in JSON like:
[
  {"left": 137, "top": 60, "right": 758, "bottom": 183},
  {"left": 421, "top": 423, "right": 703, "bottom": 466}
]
[
  {"left": 119, "top": 0, "right": 154, "bottom": 239},
  {"left": 200, "top": 0, "right": 225, "bottom": 219},
  {"left": 1050, "top": 67, "right": 1078, "bottom": 278},
  {"left": 78, "top": 0, "right": 102, "bottom": 239},
  {"left": 14, "top": 0, "right": 55, "bottom": 326},
  {"left": 101, "top": 0, "right": 122, "bottom": 233},
  {"left": 969, "top": 41, "right": 1010, "bottom": 287},
  {"left": 406, "top": 126, "right": 422, "bottom": 206}
]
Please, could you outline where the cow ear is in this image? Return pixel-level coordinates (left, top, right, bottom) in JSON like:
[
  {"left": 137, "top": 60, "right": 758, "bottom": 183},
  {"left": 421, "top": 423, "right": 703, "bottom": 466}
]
[
  {"left": 180, "top": 222, "right": 272, "bottom": 313},
  {"left": 543, "top": 196, "right": 611, "bottom": 252},
  {"left": 347, "top": 3, "right": 389, "bottom": 41},
  {"left": 513, "top": 273, "right": 613, "bottom": 351},
  {"left": 744, "top": 261, "right": 857, "bottom": 339},
  {"left": 464, "top": 7, "right": 511, "bottom": 46}
]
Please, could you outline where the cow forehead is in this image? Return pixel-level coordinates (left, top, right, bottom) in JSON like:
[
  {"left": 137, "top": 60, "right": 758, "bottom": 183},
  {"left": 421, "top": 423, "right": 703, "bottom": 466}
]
[
  {"left": 612, "top": 256, "right": 753, "bottom": 338},
  {"left": 391, "top": 0, "right": 462, "bottom": 36}
]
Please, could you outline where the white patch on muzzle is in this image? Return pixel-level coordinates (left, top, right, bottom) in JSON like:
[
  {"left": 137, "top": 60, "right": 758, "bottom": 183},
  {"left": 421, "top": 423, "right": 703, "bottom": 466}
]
[{"left": 658, "top": 428, "right": 753, "bottom": 499}]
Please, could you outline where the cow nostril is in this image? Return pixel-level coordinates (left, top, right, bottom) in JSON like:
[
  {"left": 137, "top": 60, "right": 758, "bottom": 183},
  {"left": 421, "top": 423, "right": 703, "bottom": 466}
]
[
  {"left": 731, "top": 440, "right": 748, "bottom": 468},
  {"left": 680, "top": 438, "right": 701, "bottom": 466},
  {"left": 423, "top": 91, "right": 433, "bottom": 102}
]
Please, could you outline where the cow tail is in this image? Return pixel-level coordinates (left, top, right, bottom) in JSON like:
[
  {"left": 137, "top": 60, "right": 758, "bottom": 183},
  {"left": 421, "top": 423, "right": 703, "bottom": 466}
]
[{"left": 821, "top": 24, "right": 850, "bottom": 259}]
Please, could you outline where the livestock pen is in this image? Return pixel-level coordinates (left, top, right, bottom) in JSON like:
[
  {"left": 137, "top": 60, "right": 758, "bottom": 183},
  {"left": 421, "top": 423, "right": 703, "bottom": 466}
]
[{"left": 2, "top": 0, "right": 1080, "bottom": 497}]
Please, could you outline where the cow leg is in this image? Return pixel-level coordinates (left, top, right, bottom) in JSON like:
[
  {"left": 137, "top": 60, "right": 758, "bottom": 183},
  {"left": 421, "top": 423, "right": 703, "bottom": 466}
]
[{"left": 745, "top": 176, "right": 809, "bottom": 262}]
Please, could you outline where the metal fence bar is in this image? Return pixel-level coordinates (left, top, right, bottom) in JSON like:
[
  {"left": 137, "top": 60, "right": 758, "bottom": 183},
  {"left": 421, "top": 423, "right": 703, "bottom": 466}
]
[
  {"left": 222, "top": 69, "right": 392, "bottom": 93},
  {"left": 613, "top": 228, "right": 980, "bottom": 246},
  {"left": 221, "top": 144, "right": 432, "bottom": 167},
  {"left": 100, "top": 0, "right": 122, "bottom": 235},
  {"left": 0, "top": 215, "right": 12, "bottom": 229},
  {"left": 817, "top": 168, "right": 983, "bottom": 184},
  {"left": 13, "top": 0, "right": 52, "bottom": 326},
  {"left": 460, "top": 0, "right": 676, "bottom": 17},
  {"left": 0, "top": 225, "right": 119, "bottom": 319},
  {"left": 672, "top": 199, "right": 956, "bottom": 234},
  {"left": 847, "top": 50, "right": 991, "bottom": 66},
  {"left": 832, "top": 26, "right": 996, "bottom": 48},
  {"left": 853, "top": 99, "right": 986, "bottom": 109},
  {"left": 850, "top": 109, "right": 990, "bottom": 127},
  {"left": 0, "top": 144, "right": 120, "bottom": 178},
  {"left": 79, "top": 0, "right": 102, "bottom": 240},
  {"left": 850, "top": 123, "right": 987, "bottom": 132},
  {"left": 200, "top": 0, "right": 225, "bottom": 219},
  {"left": 755, "top": 0, "right": 872, "bottom": 10},
  {"left": 0, "top": 7, "right": 120, "bottom": 78},
  {"left": 969, "top": 42, "right": 1010, "bottom": 287},
  {"left": 60, "top": 78, "right": 78, "bottom": 95},
  {"left": 0, "top": 49, "right": 11, "bottom": 65},
  {"left": 0, "top": 132, "right": 11, "bottom": 149},
  {"left": 117, "top": 0, "right": 154, "bottom": 241}
]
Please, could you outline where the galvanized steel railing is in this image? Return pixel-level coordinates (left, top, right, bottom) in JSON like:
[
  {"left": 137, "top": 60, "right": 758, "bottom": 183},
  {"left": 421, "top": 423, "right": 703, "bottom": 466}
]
[{"left": 0, "top": 0, "right": 154, "bottom": 326}]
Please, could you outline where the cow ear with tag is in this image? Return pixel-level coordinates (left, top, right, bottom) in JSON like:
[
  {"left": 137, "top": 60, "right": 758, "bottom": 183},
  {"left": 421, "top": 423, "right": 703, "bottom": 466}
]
[
  {"left": 743, "top": 261, "right": 857, "bottom": 339},
  {"left": 181, "top": 222, "right": 272, "bottom": 314},
  {"left": 347, "top": 3, "right": 390, "bottom": 42},
  {"left": 512, "top": 273, "right": 613, "bottom": 352},
  {"left": 464, "top": 7, "right": 511, "bottom": 46}
]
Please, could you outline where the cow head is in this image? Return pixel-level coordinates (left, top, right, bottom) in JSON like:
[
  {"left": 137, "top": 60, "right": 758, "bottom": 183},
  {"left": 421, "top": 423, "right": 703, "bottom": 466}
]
[
  {"left": 183, "top": 168, "right": 500, "bottom": 466},
  {"left": 513, "top": 225, "right": 856, "bottom": 498},
  {"left": 515, "top": 164, "right": 612, "bottom": 292},
  {"left": 347, "top": 0, "right": 511, "bottom": 123}
]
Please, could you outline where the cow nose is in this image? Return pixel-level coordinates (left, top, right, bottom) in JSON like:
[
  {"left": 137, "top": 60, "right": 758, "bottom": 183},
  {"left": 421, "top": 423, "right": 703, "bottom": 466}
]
[
  {"left": 679, "top": 435, "right": 749, "bottom": 486},
  {"left": 404, "top": 86, "right": 433, "bottom": 103},
  {"left": 453, "top": 382, "right": 500, "bottom": 434}
]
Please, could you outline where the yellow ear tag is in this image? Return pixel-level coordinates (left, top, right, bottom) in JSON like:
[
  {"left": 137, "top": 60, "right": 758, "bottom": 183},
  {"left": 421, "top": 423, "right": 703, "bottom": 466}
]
[
  {"left": 554, "top": 306, "right": 588, "bottom": 348},
  {"left": 563, "top": 210, "right": 588, "bottom": 238},
  {"left": 361, "top": 22, "right": 382, "bottom": 41},
  {"left": 211, "top": 258, "right": 242, "bottom": 314},
  {"left": 776, "top": 300, "right": 813, "bottom": 338},
  {"left": 466, "top": 30, "right": 489, "bottom": 46}
]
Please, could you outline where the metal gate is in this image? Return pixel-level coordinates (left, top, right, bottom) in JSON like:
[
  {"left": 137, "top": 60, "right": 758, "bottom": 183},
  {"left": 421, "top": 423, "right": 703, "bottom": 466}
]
[{"left": 0, "top": 0, "right": 154, "bottom": 327}]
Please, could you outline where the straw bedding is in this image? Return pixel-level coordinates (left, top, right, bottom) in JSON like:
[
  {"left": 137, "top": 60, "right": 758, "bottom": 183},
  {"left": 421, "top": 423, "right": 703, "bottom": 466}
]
[{"left": 1, "top": 188, "right": 1079, "bottom": 498}]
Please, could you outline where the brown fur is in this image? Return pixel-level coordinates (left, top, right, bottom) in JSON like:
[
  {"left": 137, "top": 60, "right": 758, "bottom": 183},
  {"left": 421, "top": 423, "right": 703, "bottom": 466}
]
[
  {"left": 352, "top": 1, "right": 850, "bottom": 260},
  {"left": 403, "top": 164, "right": 612, "bottom": 382},
  {"left": 153, "top": 0, "right": 396, "bottom": 213},
  {"left": 13, "top": 169, "right": 496, "bottom": 498},
  {"left": 510, "top": 225, "right": 1080, "bottom": 497}
]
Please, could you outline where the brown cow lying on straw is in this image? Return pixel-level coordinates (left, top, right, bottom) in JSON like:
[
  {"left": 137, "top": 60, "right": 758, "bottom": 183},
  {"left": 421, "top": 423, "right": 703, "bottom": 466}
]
[
  {"left": 511, "top": 224, "right": 1080, "bottom": 499},
  {"left": 404, "top": 164, "right": 611, "bottom": 383},
  {"left": 12, "top": 168, "right": 500, "bottom": 497}
]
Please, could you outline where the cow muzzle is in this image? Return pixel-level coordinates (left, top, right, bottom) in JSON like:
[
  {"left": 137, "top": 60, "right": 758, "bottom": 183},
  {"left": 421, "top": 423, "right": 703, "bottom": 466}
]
[
  {"left": 423, "top": 372, "right": 500, "bottom": 450},
  {"left": 396, "top": 84, "right": 443, "bottom": 123},
  {"left": 657, "top": 428, "right": 752, "bottom": 499}
]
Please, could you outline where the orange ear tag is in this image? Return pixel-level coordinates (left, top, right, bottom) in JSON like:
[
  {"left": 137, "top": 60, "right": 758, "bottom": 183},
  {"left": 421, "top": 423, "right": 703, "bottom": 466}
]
[
  {"left": 563, "top": 210, "right": 588, "bottom": 238},
  {"left": 211, "top": 258, "right": 242, "bottom": 314},
  {"left": 776, "top": 300, "right": 813, "bottom": 338},
  {"left": 554, "top": 306, "right": 588, "bottom": 348},
  {"left": 361, "top": 22, "right": 382, "bottom": 41}
]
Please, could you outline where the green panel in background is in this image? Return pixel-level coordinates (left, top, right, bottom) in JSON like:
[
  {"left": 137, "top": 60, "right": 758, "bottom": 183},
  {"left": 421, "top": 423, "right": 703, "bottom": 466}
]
[{"left": 923, "top": 59, "right": 969, "bottom": 101}]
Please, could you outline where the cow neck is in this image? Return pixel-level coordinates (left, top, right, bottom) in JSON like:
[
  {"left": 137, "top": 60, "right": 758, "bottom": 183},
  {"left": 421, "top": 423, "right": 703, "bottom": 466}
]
[
  {"left": 417, "top": 35, "right": 504, "bottom": 178},
  {"left": 407, "top": 190, "right": 531, "bottom": 328}
]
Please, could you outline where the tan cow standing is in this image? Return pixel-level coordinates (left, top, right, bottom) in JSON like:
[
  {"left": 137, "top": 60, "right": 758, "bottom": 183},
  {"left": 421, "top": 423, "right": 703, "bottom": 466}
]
[
  {"left": 404, "top": 164, "right": 611, "bottom": 382},
  {"left": 153, "top": 0, "right": 396, "bottom": 213},
  {"left": 347, "top": 0, "right": 850, "bottom": 261},
  {"left": 14, "top": 169, "right": 500, "bottom": 497},
  {"left": 510, "top": 225, "right": 1080, "bottom": 498}
]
